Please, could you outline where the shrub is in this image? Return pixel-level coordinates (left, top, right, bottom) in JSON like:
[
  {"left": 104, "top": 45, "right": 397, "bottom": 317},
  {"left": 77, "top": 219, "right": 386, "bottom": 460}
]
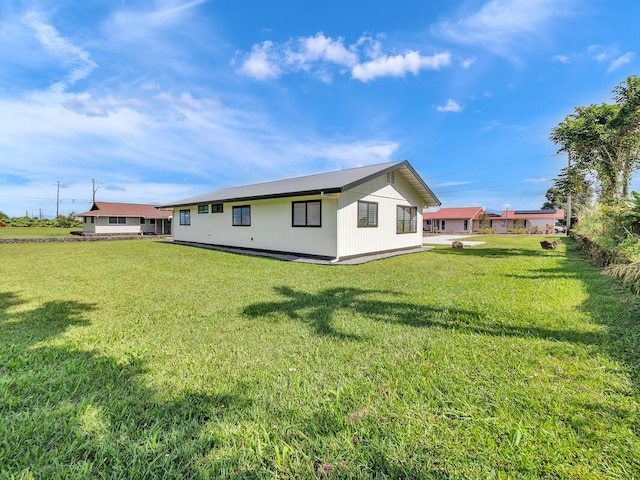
[
  {"left": 573, "top": 203, "right": 640, "bottom": 263},
  {"left": 605, "top": 262, "right": 640, "bottom": 294},
  {"left": 475, "top": 228, "right": 496, "bottom": 234},
  {"left": 508, "top": 228, "right": 530, "bottom": 235}
]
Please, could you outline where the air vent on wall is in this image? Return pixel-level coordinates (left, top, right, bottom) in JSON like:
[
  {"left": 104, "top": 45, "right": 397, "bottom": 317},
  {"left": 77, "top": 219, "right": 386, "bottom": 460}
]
[{"left": 386, "top": 171, "right": 395, "bottom": 184}]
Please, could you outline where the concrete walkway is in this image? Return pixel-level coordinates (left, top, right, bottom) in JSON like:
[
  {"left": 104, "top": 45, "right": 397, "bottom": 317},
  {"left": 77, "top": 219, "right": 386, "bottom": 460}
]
[{"left": 422, "top": 234, "right": 485, "bottom": 247}]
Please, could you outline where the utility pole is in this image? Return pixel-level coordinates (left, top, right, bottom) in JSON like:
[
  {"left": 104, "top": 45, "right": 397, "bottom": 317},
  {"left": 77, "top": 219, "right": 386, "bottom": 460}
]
[
  {"left": 566, "top": 154, "right": 572, "bottom": 236},
  {"left": 56, "top": 181, "right": 60, "bottom": 217},
  {"left": 92, "top": 179, "right": 98, "bottom": 204}
]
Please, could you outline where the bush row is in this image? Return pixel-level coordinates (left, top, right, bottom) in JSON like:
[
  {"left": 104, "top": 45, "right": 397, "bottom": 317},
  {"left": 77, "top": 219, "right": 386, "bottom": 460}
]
[{"left": 0, "top": 215, "right": 82, "bottom": 228}]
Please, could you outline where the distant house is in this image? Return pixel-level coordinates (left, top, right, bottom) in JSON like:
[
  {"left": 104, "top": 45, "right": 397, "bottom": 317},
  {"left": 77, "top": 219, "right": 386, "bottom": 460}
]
[
  {"left": 77, "top": 202, "right": 172, "bottom": 235},
  {"left": 424, "top": 207, "right": 565, "bottom": 234},
  {"left": 489, "top": 209, "right": 565, "bottom": 234},
  {"left": 423, "top": 206, "right": 483, "bottom": 233},
  {"left": 160, "top": 160, "right": 441, "bottom": 261}
]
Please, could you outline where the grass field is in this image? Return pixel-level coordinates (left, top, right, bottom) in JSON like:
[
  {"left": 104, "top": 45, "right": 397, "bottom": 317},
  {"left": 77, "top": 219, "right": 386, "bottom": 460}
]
[
  {"left": 1, "top": 236, "right": 638, "bottom": 478},
  {"left": 0, "top": 226, "right": 79, "bottom": 238}
]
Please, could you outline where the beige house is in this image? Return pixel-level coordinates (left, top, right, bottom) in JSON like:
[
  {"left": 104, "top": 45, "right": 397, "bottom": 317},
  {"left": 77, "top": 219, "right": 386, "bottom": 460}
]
[
  {"left": 160, "top": 161, "right": 440, "bottom": 261},
  {"left": 424, "top": 206, "right": 565, "bottom": 234},
  {"left": 78, "top": 202, "right": 172, "bottom": 235},
  {"left": 423, "top": 206, "right": 483, "bottom": 233},
  {"left": 486, "top": 209, "right": 565, "bottom": 234}
]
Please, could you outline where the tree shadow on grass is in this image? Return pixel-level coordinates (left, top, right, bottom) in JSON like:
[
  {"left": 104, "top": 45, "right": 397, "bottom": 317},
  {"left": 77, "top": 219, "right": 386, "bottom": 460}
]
[
  {"left": 428, "top": 246, "right": 554, "bottom": 259},
  {"left": 432, "top": 238, "right": 640, "bottom": 391},
  {"left": 0, "top": 291, "right": 251, "bottom": 478},
  {"left": 243, "top": 286, "right": 607, "bottom": 347},
  {"left": 560, "top": 242, "right": 640, "bottom": 392}
]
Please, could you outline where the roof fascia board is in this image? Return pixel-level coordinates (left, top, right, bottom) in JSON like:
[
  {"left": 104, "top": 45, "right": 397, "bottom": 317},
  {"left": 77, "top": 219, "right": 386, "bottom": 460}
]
[
  {"left": 339, "top": 161, "right": 404, "bottom": 192},
  {"left": 340, "top": 160, "right": 441, "bottom": 206},
  {"left": 160, "top": 188, "right": 342, "bottom": 209},
  {"left": 399, "top": 161, "right": 441, "bottom": 206}
]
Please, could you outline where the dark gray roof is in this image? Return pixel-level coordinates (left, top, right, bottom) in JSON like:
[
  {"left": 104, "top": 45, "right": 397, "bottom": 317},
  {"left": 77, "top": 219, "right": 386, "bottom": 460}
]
[{"left": 160, "top": 160, "right": 440, "bottom": 208}]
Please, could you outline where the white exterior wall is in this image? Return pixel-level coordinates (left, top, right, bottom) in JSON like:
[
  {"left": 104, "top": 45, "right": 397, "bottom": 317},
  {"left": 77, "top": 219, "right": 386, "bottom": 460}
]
[
  {"left": 82, "top": 217, "right": 96, "bottom": 234},
  {"left": 336, "top": 173, "right": 424, "bottom": 259},
  {"left": 172, "top": 195, "right": 338, "bottom": 257},
  {"left": 92, "top": 216, "right": 141, "bottom": 234}
]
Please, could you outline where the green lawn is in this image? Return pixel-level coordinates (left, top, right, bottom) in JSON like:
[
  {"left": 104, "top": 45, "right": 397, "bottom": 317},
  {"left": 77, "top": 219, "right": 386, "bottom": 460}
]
[
  {"left": 0, "top": 236, "right": 638, "bottom": 478},
  {"left": 0, "top": 226, "right": 79, "bottom": 238}
]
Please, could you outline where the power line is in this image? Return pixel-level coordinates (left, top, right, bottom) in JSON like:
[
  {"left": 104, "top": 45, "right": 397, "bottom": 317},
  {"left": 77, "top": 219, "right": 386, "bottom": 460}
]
[{"left": 0, "top": 194, "right": 93, "bottom": 202}]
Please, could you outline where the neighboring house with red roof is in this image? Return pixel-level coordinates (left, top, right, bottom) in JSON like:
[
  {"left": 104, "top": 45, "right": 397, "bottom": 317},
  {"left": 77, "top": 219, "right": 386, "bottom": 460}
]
[
  {"left": 423, "top": 206, "right": 483, "bottom": 233},
  {"left": 423, "top": 207, "right": 565, "bottom": 234},
  {"left": 77, "top": 202, "right": 172, "bottom": 235},
  {"left": 489, "top": 209, "right": 565, "bottom": 234}
]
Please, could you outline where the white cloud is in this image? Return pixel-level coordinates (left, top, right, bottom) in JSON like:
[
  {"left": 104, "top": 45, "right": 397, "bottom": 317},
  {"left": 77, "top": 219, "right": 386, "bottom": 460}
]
[
  {"left": 236, "top": 33, "right": 451, "bottom": 82},
  {"left": 296, "top": 33, "right": 358, "bottom": 67},
  {"left": 525, "top": 177, "right": 553, "bottom": 184},
  {"left": 461, "top": 56, "right": 476, "bottom": 68},
  {"left": 352, "top": 51, "right": 451, "bottom": 82},
  {"left": 434, "top": 0, "right": 575, "bottom": 61},
  {"left": 588, "top": 44, "right": 617, "bottom": 62},
  {"left": 587, "top": 45, "right": 635, "bottom": 73},
  {"left": 106, "top": 0, "right": 204, "bottom": 35},
  {"left": 607, "top": 52, "right": 635, "bottom": 73},
  {"left": 23, "top": 11, "right": 98, "bottom": 95},
  {"left": 0, "top": 85, "right": 399, "bottom": 216},
  {"left": 552, "top": 54, "right": 570, "bottom": 64},
  {"left": 237, "top": 41, "right": 282, "bottom": 79},
  {"left": 436, "top": 99, "right": 463, "bottom": 112},
  {"left": 434, "top": 181, "right": 473, "bottom": 188}
]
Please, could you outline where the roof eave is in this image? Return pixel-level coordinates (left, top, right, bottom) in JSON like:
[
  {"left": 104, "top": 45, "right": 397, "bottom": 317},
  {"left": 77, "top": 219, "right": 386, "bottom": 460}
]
[{"left": 158, "top": 188, "right": 343, "bottom": 209}]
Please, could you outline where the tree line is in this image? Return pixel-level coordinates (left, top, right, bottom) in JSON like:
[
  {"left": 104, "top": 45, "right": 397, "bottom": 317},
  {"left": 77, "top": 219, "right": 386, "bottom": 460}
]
[
  {"left": 0, "top": 211, "right": 82, "bottom": 228},
  {"left": 545, "top": 74, "right": 640, "bottom": 219},
  {"left": 546, "top": 75, "right": 640, "bottom": 266}
]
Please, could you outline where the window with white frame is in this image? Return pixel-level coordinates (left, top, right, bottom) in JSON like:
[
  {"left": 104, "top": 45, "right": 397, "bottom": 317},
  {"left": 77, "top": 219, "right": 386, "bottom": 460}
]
[{"left": 108, "top": 216, "right": 126, "bottom": 224}]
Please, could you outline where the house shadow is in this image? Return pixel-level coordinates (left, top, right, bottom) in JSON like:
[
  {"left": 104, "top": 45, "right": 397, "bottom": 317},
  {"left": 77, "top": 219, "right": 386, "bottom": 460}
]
[{"left": 0, "top": 291, "right": 250, "bottom": 477}]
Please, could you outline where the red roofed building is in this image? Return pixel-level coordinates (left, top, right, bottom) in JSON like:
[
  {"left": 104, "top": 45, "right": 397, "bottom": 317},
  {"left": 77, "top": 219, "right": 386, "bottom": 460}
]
[
  {"left": 77, "top": 202, "right": 172, "bottom": 235},
  {"left": 423, "top": 206, "right": 483, "bottom": 233},
  {"left": 423, "top": 207, "right": 565, "bottom": 234},
  {"left": 490, "top": 209, "right": 565, "bottom": 234}
]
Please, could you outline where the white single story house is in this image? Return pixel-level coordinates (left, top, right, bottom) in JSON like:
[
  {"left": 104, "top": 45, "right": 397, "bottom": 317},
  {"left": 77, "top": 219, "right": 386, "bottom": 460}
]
[
  {"left": 77, "top": 202, "right": 172, "bottom": 235},
  {"left": 160, "top": 160, "right": 441, "bottom": 261},
  {"left": 423, "top": 206, "right": 483, "bottom": 233}
]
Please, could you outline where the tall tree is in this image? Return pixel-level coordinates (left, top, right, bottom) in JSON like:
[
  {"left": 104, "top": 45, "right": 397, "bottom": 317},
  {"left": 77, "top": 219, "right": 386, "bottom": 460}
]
[
  {"left": 550, "top": 75, "right": 640, "bottom": 203},
  {"left": 541, "top": 164, "right": 593, "bottom": 217}
]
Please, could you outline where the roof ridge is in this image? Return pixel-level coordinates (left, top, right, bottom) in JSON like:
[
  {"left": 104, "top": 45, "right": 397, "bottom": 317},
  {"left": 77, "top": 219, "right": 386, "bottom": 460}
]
[{"left": 216, "top": 160, "right": 403, "bottom": 192}]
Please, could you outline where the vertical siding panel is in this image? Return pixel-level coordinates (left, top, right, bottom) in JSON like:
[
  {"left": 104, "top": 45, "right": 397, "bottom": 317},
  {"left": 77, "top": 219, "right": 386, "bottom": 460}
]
[
  {"left": 337, "top": 173, "right": 424, "bottom": 258},
  {"left": 172, "top": 196, "right": 338, "bottom": 257}
]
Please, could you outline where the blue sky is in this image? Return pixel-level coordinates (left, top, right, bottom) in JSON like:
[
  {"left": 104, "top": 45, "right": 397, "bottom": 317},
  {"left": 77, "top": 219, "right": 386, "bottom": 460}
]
[{"left": 1, "top": 0, "right": 638, "bottom": 217}]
